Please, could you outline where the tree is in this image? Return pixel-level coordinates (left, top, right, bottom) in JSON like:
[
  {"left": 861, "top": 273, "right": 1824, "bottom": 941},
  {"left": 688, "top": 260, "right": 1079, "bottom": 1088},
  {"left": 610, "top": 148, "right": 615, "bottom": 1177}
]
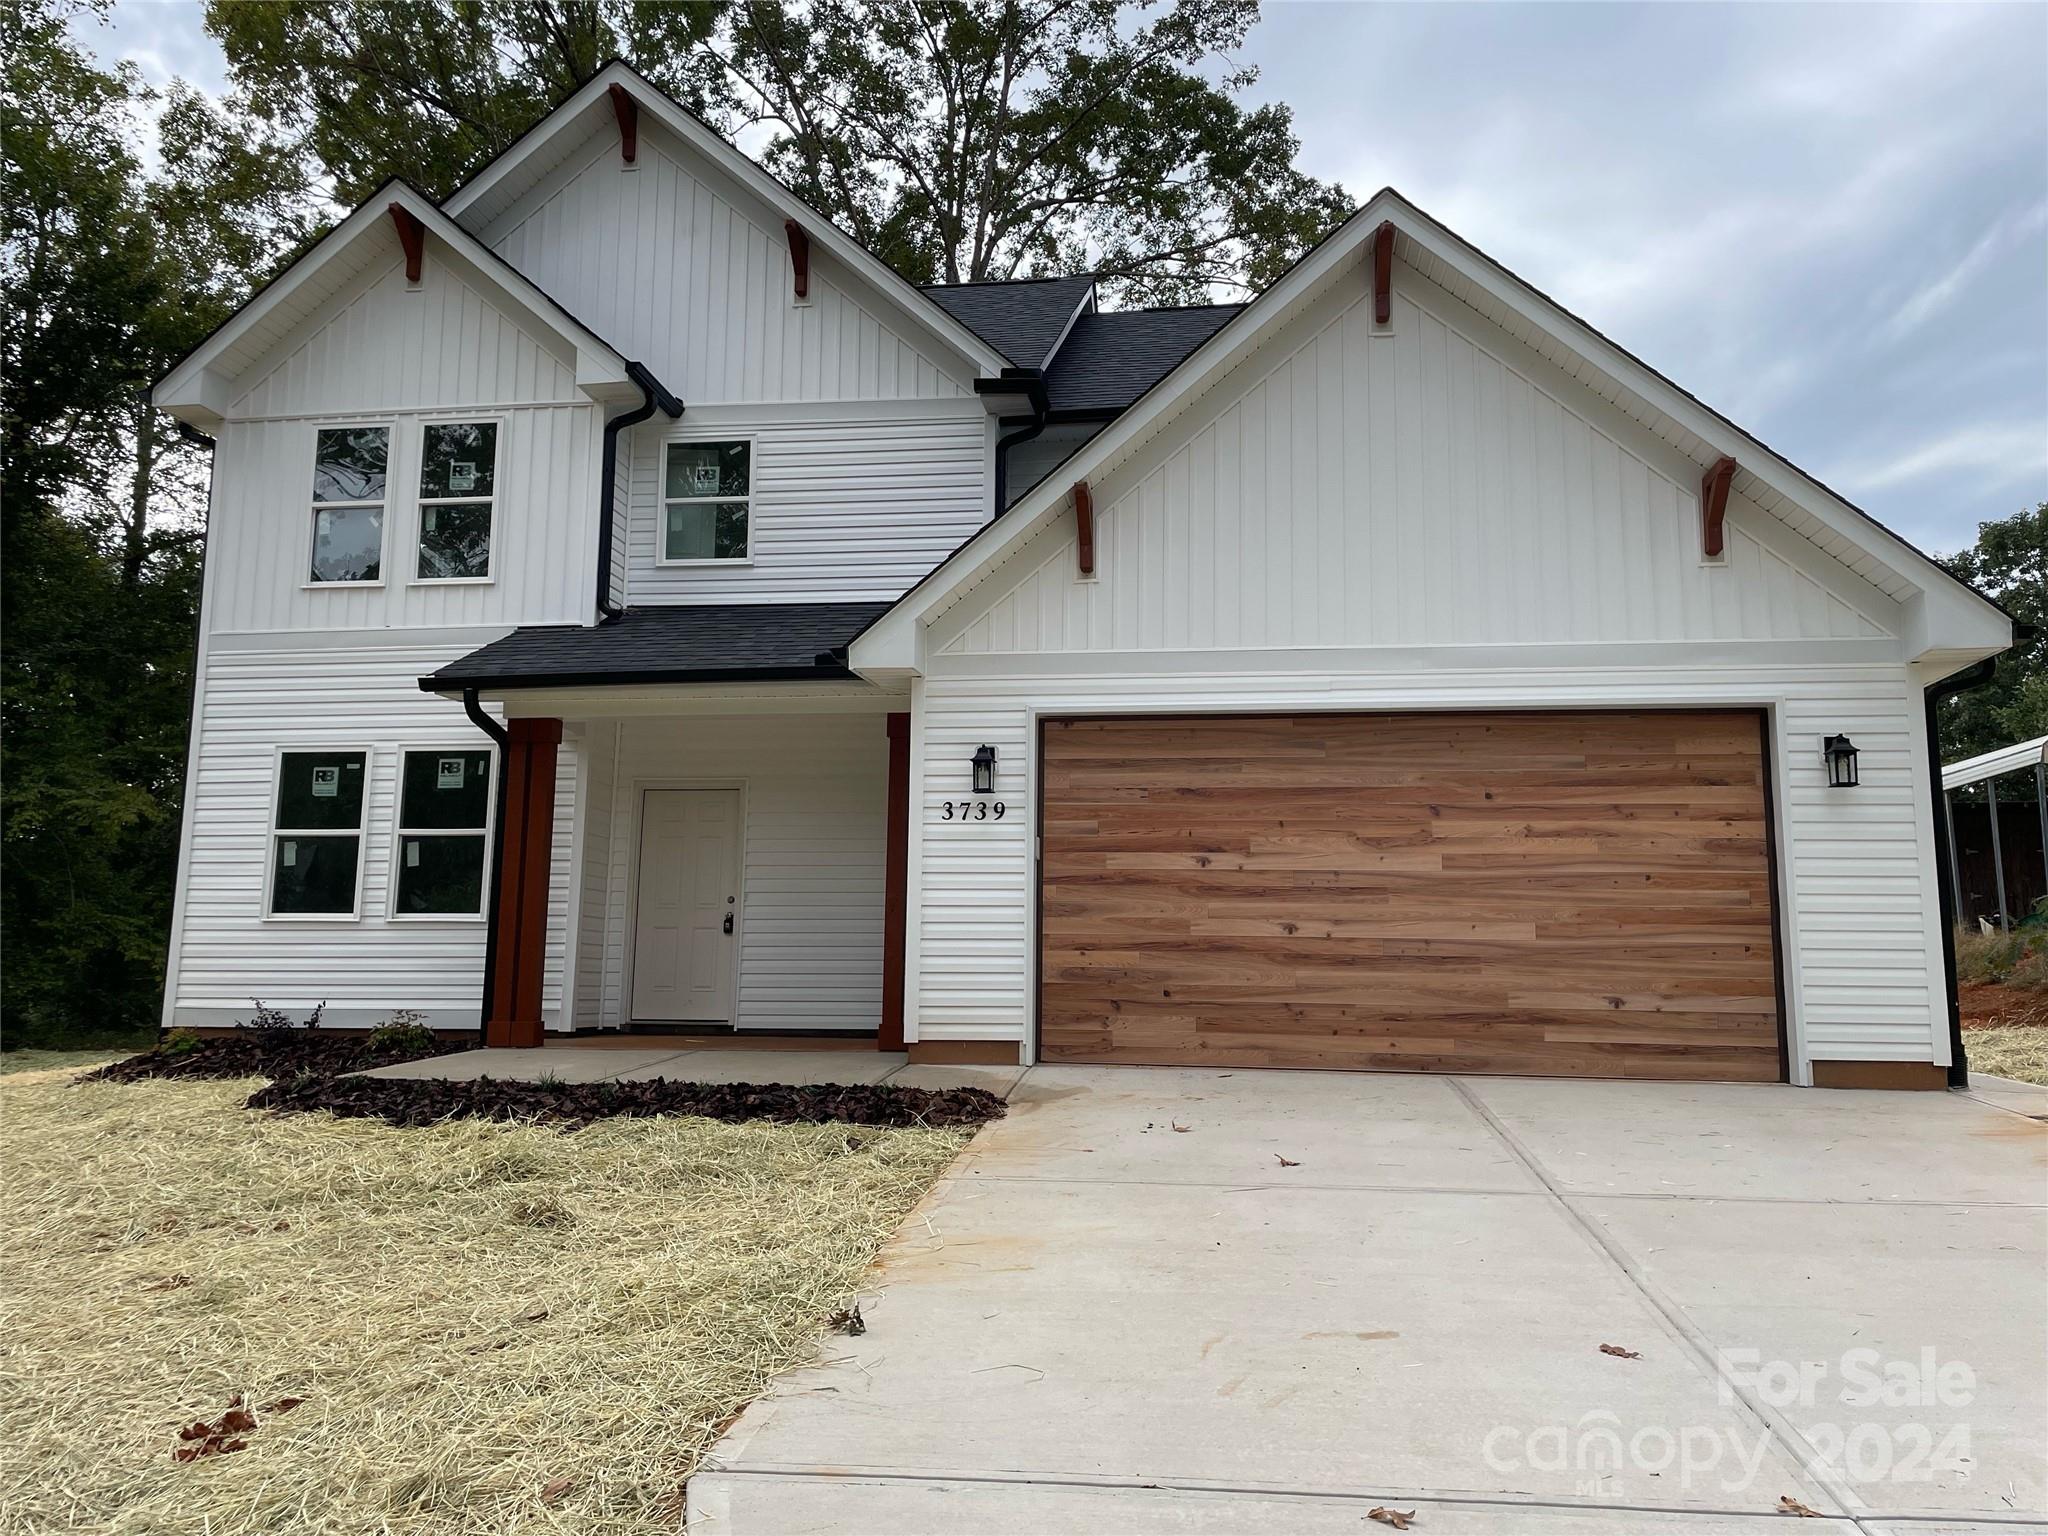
[
  {"left": 1937, "top": 502, "right": 2047, "bottom": 763},
  {"left": 2, "top": 0, "right": 315, "bottom": 1046},
  {"left": 205, "top": 0, "right": 1349, "bottom": 302}
]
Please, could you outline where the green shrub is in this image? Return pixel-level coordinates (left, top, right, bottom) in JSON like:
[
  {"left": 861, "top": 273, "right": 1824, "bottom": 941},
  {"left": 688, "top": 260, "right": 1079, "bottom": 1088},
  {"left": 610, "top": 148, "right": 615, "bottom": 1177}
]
[
  {"left": 158, "top": 1029, "right": 204, "bottom": 1058},
  {"left": 365, "top": 1010, "right": 436, "bottom": 1054}
]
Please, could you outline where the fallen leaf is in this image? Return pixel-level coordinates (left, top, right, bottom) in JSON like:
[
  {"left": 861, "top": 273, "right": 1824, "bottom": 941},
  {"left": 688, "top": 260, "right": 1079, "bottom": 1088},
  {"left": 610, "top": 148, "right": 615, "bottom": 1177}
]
[
  {"left": 1275, "top": 1155, "right": 1300, "bottom": 1167},
  {"left": 827, "top": 1301, "right": 866, "bottom": 1336},
  {"left": 539, "top": 1476, "right": 575, "bottom": 1506},
  {"left": 1368, "top": 1507, "right": 1416, "bottom": 1529},
  {"left": 1777, "top": 1494, "right": 1821, "bottom": 1518},
  {"left": 1598, "top": 1344, "right": 1642, "bottom": 1359},
  {"left": 258, "top": 1396, "right": 305, "bottom": 1415},
  {"left": 1171, "top": 1122, "right": 1192, "bottom": 1134}
]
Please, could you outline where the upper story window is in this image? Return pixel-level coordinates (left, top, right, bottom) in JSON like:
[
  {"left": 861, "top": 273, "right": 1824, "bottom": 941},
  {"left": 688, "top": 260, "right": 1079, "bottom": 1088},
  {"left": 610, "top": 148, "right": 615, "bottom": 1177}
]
[
  {"left": 268, "top": 750, "right": 368, "bottom": 917},
  {"left": 416, "top": 422, "right": 498, "bottom": 582},
  {"left": 309, "top": 427, "right": 388, "bottom": 584},
  {"left": 662, "top": 440, "right": 750, "bottom": 562}
]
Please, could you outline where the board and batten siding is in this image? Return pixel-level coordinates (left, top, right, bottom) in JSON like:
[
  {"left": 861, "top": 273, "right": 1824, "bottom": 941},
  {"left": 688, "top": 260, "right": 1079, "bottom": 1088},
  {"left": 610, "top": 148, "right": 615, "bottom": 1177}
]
[
  {"left": 478, "top": 125, "right": 970, "bottom": 405},
  {"left": 167, "top": 637, "right": 582, "bottom": 1031},
  {"left": 577, "top": 713, "right": 890, "bottom": 1031},
  {"left": 209, "top": 250, "right": 603, "bottom": 636},
  {"left": 623, "top": 403, "right": 990, "bottom": 604},
  {"left": 909, "top": 668, "right": 1948, "bottom": 1075},
  {"left": 932, "top": 282, "right": 1894, "bottom": 658}
]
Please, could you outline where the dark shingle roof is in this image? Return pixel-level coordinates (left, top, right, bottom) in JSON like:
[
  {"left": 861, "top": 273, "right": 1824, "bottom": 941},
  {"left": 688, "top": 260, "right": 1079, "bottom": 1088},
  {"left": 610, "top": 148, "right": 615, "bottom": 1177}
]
[
  {"left": 1043, "top": 306, "right": 1244, "bottom": 416},
  {"left": 422, "top": 602, "right": 893, "bottom": 690},
  {"left": 918, "top": 275, "right": 1097, "bottom": 371}
]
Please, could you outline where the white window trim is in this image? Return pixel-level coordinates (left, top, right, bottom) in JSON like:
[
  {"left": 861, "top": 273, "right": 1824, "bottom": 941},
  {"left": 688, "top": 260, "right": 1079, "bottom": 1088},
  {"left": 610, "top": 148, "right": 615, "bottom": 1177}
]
[
  {"left": 386, "top": 744, "right": 498, "bottom": 922},
  {"left": 304, "top": 420, "right": 396, "bottom": 590},
  {"left": 409, "top": 414, "right": 505, "bottom": 586},
  {"left": 262, "top": 744, "right": 372, "bottom": 922},
  {"left": 657, "top": 434, "right": 755, "bottom": 566}
]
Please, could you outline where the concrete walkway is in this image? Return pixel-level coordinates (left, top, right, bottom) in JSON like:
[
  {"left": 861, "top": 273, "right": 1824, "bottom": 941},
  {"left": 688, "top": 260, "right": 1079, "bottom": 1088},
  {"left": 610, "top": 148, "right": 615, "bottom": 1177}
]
[{"left": 688, "top": 1069, "right": 2048, "bottom": 1534}]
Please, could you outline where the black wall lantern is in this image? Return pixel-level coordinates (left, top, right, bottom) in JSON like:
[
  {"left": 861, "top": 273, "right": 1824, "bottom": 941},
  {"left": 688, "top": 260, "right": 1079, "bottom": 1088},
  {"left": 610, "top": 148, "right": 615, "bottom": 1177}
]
[
  {"left": 970, "top": 744, "right": 998, "bottom": 795},
  {"left": 1822, "top": 734, "right": 1860, "bottom": 788}
]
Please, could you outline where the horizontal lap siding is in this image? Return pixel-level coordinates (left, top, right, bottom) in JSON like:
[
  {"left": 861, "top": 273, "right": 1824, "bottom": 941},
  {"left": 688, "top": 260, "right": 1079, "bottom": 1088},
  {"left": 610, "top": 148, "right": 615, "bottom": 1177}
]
[
  {"left": 172, "top": 641, "right": 579, "bottom": 1030},
  {"left": 594, "top": 715, "right": 888, "bottom": 1031},
  {"left": 625, "top": 409, "right": 988, "bottom": 604},
  {"left": 912, "top": 668, "right": 1946, "bottom": 1069},
  {"left": 1039, "top": 711, "right": 1782, "bottom": 1080}
]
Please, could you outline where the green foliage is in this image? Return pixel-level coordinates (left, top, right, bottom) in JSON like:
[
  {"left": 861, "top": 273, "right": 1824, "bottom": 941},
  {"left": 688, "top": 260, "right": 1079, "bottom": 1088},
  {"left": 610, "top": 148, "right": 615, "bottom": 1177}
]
[
  {"left": 159, "top": 1029, "right": 204, "bottom": 1058},
  {"left": 1938, "top": 503, "right": 2047, "bottom": 763},
  {"left": 366, "top": 1011, "right": 437, "bottom": 1053},
  {"left": 2, "top": 0, "right": 314, "bottom": 1050},
  {"left": 204, "top": 0, "right": 1347, "bottom": 302}
]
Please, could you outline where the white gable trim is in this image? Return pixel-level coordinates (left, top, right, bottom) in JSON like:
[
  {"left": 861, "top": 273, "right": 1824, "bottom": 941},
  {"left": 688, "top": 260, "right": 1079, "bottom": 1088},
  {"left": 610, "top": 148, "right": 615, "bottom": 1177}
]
[
  {"left": 444, "top": 62, "right": 1011, "bottom": 382},
  {"left": 153, "top": 182, "right": 634, "bottom": 432},
  {"left": 850, "top": 190, "right": 2010, "bottom": 675}
]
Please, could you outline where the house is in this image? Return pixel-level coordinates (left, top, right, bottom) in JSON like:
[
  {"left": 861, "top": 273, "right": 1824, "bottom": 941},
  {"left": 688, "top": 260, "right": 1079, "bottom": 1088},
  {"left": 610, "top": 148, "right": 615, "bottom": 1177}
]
[{"left": 150, "top": 61, "right": 2012, "bottom": 1090}]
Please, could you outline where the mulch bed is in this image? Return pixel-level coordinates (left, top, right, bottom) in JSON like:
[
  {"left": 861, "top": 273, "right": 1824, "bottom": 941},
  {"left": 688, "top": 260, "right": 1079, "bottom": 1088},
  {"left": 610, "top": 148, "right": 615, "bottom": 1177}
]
[
  {"left": 84, "top": 1029, "right": 471, "bottom": 1085},
  {"left": 246, "top": 1073, "right": 1007, "bottom": 1130}
]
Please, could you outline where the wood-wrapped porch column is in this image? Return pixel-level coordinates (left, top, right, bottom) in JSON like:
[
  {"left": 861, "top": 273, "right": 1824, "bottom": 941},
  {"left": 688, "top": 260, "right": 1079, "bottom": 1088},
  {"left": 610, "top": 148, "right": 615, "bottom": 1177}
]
[
  {"left": 880, "top": 711, "right": 910, "bottom": 1051},
  {"left": 486, "top": 717, "right": 562, "bottom": 1047}
]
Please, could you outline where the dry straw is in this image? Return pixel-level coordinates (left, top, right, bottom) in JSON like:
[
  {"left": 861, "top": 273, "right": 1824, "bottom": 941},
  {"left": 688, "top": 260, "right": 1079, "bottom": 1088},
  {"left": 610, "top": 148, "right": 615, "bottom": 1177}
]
[{"left": 0, "top": 1066, "right": 967, "bottom": 1533}]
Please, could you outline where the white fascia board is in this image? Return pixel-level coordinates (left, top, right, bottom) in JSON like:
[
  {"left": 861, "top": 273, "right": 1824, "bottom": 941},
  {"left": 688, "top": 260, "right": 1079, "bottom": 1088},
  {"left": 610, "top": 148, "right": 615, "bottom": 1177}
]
[
  {"left": 152, "top": 181, "right": 633, "bottom": 425},
  {"left": 1380, "top": 195, "right": 2010, "bottom": 653},
  {"left": 852, "top": 189, "right": 2012, "bottom": 676},
  {"left": 445, "top": 62, "right": 1012, "bottom": 382}
]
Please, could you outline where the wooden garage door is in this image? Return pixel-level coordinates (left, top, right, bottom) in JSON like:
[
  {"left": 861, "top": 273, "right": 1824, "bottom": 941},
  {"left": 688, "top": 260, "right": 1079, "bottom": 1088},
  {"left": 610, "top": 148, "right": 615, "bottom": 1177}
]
[{"left": 1040, "top": 711, "right": 1783, "bottom": 1081}]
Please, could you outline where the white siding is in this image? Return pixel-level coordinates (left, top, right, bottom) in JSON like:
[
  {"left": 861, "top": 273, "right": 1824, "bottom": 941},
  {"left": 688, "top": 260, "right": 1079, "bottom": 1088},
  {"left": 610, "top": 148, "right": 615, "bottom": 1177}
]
[
  {"left": 579, "top": 713, "right": 890, "bottom": 1031},
  {"left": 623, "top": 402, "right": 988, "bottom": 604},
  {"left": 933, "top": 286, "right": 1894, "bottom": 657},
  {"left": 482, "top": 126, "right": 969, "bottom": 404},
  {"left": 168, "top": 637, "right": 581, "bottom": 1031},
  {"left": 233, "top": 255, "right": 584, "bottom": 419},
  {"left": 911, "top": 667, "right": 1947, "bottom": 1072},
  {"left": 207, "top": 406, "right": 599, "bottom": 634}
]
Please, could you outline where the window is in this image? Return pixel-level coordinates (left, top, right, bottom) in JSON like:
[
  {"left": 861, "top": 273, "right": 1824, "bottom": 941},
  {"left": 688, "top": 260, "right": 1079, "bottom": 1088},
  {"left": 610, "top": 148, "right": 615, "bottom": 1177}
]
[
  {"left": 662, "top": 440, "right": 750, "bottom": 561},
  {"left": 269, "top": 751, "right": 368, "bottom": 915},
  {"left": 416, "top": 421, "right": 498, "bottom": 581},
  {"left": 393, "top": 749, "right": 493, "bottom": 916},
  {"left": 309, "top": 427, "right": 388, "bottom": 583}
]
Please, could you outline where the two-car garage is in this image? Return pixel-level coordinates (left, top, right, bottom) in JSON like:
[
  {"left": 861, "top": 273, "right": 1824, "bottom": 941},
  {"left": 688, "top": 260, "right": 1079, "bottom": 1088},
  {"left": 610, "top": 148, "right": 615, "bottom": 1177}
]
[{"left": 1038, "top": 711, "right": 1786, "bottom": 1082}]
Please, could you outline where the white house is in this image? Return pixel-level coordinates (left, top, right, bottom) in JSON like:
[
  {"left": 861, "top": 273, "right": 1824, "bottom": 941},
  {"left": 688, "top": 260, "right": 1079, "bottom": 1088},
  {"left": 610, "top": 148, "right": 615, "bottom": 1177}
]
[{"left": 151, "top": 62, "right": 2012, "bottom": 1089}]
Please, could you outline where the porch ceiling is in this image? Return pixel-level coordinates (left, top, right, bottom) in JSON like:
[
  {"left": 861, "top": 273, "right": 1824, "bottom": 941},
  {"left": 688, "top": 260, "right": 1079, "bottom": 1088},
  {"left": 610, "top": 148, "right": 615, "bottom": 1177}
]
[{"left": 421, "top": 601, "right": 893, "bottom": 693}]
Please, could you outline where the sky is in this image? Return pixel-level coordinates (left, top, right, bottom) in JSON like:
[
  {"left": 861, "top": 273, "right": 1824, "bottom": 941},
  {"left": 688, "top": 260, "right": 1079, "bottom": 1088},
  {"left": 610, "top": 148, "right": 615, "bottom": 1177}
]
[{"left": 76, "top": 0, "right": 2047, "bottom": 556}]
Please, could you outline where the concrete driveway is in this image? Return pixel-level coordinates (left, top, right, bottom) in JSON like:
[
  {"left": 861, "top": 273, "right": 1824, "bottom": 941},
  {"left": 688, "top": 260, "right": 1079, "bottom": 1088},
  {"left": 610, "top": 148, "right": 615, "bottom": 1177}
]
[{"left": 688, "top": 1069, "right": 2047, "bottom": 1534}]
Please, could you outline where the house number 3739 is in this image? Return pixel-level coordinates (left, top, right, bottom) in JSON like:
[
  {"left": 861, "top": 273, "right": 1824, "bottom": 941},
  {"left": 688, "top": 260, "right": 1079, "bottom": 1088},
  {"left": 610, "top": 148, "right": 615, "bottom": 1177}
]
[{"left": 939, "top": 800, "right": 1006, "bottom": 820}]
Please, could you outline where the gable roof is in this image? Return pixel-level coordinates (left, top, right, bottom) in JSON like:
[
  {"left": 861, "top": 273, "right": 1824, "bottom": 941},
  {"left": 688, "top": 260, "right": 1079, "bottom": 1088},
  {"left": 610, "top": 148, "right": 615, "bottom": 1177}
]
[
  {"left": 920, "top": 275, "right": 1097, "bottom": 372},
  {"left": 443, "top": 60, "right": 1011, "bottom": 380},
  {"left": 151, "top": 180, "right": 637, "bottom": 431},
  {"left": 851, "top": 187, "right": 2012, "bottom": 674},
  {"left": 1043, "top": 305, "right": 1243, "bottom": 416}
]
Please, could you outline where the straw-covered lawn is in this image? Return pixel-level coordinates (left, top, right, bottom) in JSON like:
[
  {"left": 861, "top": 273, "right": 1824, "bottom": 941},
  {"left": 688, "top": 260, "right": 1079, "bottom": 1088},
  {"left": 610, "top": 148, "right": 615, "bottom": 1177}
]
[
  {"left": 0, "top": 1065, "right": 970, "bottom": 1533},
  {"left": 1968, "top": 1024, "right": 2048, "bottom": 1085}
]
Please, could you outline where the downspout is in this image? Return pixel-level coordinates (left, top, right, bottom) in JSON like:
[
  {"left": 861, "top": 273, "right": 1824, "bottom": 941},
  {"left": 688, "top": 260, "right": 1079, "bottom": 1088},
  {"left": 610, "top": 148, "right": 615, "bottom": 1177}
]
[
  {"left": 594, "top": 361, "right": 683, "bottom": 626},
  {"left": 464, "top": 686, "right": 511, "bottom": 1034},
  {"left": 988, "top": 372, "right": 1049, "bottom": 515},
  {"left": 1925, "top": 654, "right": 2003, "bottom": 1088}
]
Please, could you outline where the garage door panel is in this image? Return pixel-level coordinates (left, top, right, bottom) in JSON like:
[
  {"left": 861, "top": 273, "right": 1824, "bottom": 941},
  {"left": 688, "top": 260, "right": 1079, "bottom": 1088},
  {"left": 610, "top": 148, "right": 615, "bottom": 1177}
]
[{"left": 1040, "top": 710, "right": 1783, "bottom": 1082}]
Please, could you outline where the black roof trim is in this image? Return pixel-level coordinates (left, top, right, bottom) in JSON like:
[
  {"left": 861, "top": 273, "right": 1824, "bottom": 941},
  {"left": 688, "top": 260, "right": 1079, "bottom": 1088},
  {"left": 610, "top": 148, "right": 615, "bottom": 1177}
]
[{"left": 422, "top": 601, "right": 893, "bottom": 692}]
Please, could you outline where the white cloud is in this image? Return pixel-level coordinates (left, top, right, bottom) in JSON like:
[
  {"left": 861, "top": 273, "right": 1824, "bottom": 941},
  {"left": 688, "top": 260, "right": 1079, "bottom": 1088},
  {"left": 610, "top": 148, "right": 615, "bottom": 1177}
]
[{"left": 1837, "top": 421, "right": 2048, "bottom": 495}]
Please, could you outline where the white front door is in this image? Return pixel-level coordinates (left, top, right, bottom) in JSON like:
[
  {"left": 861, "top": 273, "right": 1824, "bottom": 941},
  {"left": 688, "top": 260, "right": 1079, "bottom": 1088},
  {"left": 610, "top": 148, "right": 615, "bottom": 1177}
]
[{"left": 632, "top": 788, "right": 741, "bottom": 1023}]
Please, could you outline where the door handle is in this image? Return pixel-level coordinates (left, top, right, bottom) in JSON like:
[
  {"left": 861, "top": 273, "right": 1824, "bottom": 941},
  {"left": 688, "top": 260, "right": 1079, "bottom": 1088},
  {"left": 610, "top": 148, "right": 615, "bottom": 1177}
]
[{"left": 722, "top": 912, "right": 734, "bottom": 935}]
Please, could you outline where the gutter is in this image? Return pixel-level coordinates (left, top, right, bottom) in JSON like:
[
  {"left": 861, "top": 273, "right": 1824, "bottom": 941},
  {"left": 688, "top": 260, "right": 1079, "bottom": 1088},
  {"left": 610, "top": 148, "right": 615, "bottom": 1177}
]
[
  {"left": 978, "top": 369, "right": 1049, "bottom": 515},
  {"left": 1924, "top": 647, "right": 2019, "bottom": 1087},
  {"left": 594, "top": 360, "right": 683, "bottom": 625},
  {"left": 463, "top": 687, "right": 512, "bottom": 1031}
]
